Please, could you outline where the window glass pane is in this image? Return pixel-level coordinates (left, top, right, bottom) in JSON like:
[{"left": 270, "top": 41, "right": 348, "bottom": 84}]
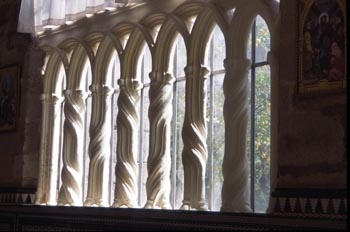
[
  {"left": 175, "top": 80, "right": 185, "bottom": 209},
  {"left": 205, "top": 75, "right": 211, "bottom": 209},
  {"left": 143, "top": 47, "right": 152, "bottom": 84},
  {"left": 83, "top": 63, "right": 92, "bottom": 202},
  {"left": 247, "top": 30, "right": 252, "bottom": 61},
  {"left": 137, "top": 46, "right": 151, "bottom": 207},
  {"left": 110, "top": 91, "right": 118, "bottom": 205},
  {"left": 212, "top": 73, "right": 225, "bottom": 211},
  {"left": 255, "top": 15, "right": 270, "bottom": 63},
  {"left": 140, "top": 86, "right": 150, "bottom": 207},
  {"left": 58, "top": 69, "right": 66, "bottom": 192},
  {"left": 176, "top": 37, "right": 186, "bottom": 78},
  {"left": 254, "top": 65, "right": 271, "bottom": 213},
  {"left": 246, "top": 69, "right": 252, "bottom": 199},
  {"left": 110, "top": 56, "right": 120, "bottom": 205},
  {"left": 213, "top": 26, "right": 225, "bottom": 71}
]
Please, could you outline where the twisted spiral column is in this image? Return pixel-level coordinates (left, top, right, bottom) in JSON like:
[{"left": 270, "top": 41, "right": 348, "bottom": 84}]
[
  {"left": 144, "top": 72, "right": 175, "bottom": 209},
  {"left": 57, "top": 89, "right": 88, "bottom": 206},
  {"left": 35, "top": 93, "right": 63, "bottom": 205},
  {"left": 113, "top": 79, "right": 142, "bottom": 208},
  {"left": 84, "top": 85, "right": 114, "bottom": 206},
  {"left": 221, "top": 58, "right": 252, "bottom": 212},
  {"left": 180, "top": 64, "right": 210, "bottom": 211}
]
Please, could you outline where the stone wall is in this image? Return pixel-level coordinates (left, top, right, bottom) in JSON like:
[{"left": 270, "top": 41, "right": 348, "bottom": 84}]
[
  {"left": 0, "top": 0, "right": 43, "bottom": 189},
  {"left": 276, "top": 0, "right": 346, "bottom": 190},
  {"left": 268, "top": 0, "right": 347, "bottom": 217}
]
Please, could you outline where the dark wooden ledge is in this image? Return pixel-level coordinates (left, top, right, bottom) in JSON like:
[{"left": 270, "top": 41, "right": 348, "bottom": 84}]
[{"left": 0, "top": 205, "right": 346, "bottom": 231}]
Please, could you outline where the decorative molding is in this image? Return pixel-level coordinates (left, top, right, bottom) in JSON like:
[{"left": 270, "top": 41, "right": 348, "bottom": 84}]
[
  {"left": 0, "top": 188, "right": 36, "bottom": 205},
  {"left": 270, "top": 189, "right": 347, "bottom": 219}
]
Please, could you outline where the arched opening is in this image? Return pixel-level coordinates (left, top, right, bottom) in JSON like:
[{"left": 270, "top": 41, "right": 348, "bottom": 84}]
[
  {"left": 205, "top": 24, "right": 226, "bottom": 211},
  {"left": 138, "top": 45, "right": 152, "bottom": 207},
  {"left": 107, "top": 51, "right": 121, "bottom": 206},
  {"left": 247, "top": 15, "right": 271, "bottom": 213},
  {"left": 170, "top": 34, "right": 187, "bottom": 209}
]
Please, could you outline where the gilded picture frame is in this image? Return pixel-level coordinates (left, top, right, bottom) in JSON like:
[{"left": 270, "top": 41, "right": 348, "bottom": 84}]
[
  {"left": 0, "top": 65, "right": 20, "bottom": 132},
  {"left": 298, "top": 0, "right": 346, "bottom": 95}
]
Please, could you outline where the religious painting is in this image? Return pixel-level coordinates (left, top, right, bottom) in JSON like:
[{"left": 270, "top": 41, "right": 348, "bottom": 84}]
[
  {"left": 298, "top": 0, "right": 346, "bottom": 95},
  {"left": 0, "top": 65, "right": 19, "bottom": 132}
]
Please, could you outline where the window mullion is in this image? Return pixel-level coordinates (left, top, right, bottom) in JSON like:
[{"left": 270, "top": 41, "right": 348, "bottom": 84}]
[
  {"left": 82, "top": 69, "right": 90, "bottom": 202},
  {"left": 171, "top": 44, "right": 178, "bottom": 209},
  {"left": 250, "top": 19, "right": 257, "bottom": 212}
]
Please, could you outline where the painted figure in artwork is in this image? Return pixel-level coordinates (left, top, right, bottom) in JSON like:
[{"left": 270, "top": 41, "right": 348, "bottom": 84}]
[{"left": 301, "top": 0, "right": 345, "bottom": 85}]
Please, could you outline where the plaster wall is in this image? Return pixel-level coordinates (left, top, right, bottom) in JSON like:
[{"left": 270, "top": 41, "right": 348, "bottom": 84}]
[{"left": 0, "top": 0, "right": 43, "bottom": 189}]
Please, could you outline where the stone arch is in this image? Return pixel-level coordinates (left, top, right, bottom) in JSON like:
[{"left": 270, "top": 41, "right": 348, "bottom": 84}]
[
  {"left": 227, "top": 0, "right": 278, "bottom": 59},
  {"left": 153, "top": 14, "right": 188, "bottom": 72},
  {"left": 93, "top": 35, "right": 120, "bottom": 85},
  {"left": 221, "top": 0, "right": 279, "bottom": 212},
  {"left": 42, "top": 47, "right": 68, "bottom": 95}
]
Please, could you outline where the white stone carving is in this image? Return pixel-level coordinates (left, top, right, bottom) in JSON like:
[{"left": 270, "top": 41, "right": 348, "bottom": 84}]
[
  {"left": 113, "top": 79, "right": 142, "bottom": 208},
  {"left": 180, "top": 64, "right": 210, "bottom": 211},
  {"left": 84, "top": 84, "right": 114, "bottom": 207},
  {"left": 221, "top": 58, "right": 252, "bottom": 212},
  {"left": 144, "top": 72, "right": 175, "bottom": 209},
  {"left": 57, "top": 89, "right": 88, "bottom": 206},
  {"left": 35, "top": 93, "right": 63, "bottom": 205}
]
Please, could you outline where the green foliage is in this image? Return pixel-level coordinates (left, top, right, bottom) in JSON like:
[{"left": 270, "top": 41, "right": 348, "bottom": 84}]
[{"left": 254, "top": 65, "right": 271, "bottom": 212}]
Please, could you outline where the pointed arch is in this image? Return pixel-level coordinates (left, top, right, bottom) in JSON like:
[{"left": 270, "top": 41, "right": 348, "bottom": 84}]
[
  {"left": 42, "top": 47, "right": 68, "bottom": 95},
  {"left": 227, "top": 0, "right": 278, "bottom": 59},
  {"left": 153, "top": 14, "right": 188, "bottom": 72},
  {"left": 93, "top": 35, "right": 119, "bottom": 85}
]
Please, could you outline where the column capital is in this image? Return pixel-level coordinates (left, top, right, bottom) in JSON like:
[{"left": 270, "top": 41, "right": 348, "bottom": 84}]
[
  {"left": 89, "top": 84, "right": 115, "bottom": 96},
  {"left": 40, "top": 93, "right": 64, "bottom": 103},
  {"left": 63, "top": 89, "right": 89, "bottom": 99},
  {"left": 118, "top": 79, "right": 143, "bottom": 90},
  {"left": 224, "top": 58, "right": 251, "bottom": 71},
  {"left": 184, "top": 64, "right": 210, "bottom": 79},
  {"left": 149, "top": 71, "right": 175, "bottom": 84}
]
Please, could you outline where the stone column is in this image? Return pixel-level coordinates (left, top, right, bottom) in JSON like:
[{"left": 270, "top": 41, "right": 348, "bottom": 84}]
[
  {"left": 221, "top": 58, "right": 252, "bottom": 212},
  {"left": 84, "top": 84, "right": 114, "bottom": 206},
  {"left": 180, "top": 64, "right": 210, "bottom": 211},
  {"left": 35, "top": 93, "right": 63, "bottom": 205},
  {"left": 113, "top": 79, "right": 142, "bottom": 208},
  {"left": 57, "top": 89, "right": 88, "bottom": 206},
  {"left": 144, "top": 72, "right": 175, "bottom": 209}
]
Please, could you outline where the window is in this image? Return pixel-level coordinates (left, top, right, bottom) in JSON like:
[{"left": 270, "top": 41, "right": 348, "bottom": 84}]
[
  {"left": 36, "top": 0, "right": 278, "bottom": 214},
  {"left": 205, "top": 25, "right": 226, "bottom": 211},
  {"left": 170, "top": 35, "right": 186, "bottom": 209},
  {"left": 247, "top": 16, "right": 271, "bottom": 213}
]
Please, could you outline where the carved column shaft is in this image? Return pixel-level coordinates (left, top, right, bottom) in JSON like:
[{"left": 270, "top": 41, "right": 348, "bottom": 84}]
[
  {"left": 221, "top": 58, "right": 252, "bottom": 212},
  {"left": 84, "top": 84, "right": 114, "bottom": 206},
  {"left": 36, "top": 93, "right": 63, "bottom": 205},
  {"left": 181, "top": 64, "right": 210, "bottom": 210},
  {"left": 144, "top": 72, "right": 175, "bottom": 209},
  {"left": 113, "top": 79, "right": 142, "bottom": 208},
  {"left": 58, "top": 89, "right": 88, "bottom": 206}
]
